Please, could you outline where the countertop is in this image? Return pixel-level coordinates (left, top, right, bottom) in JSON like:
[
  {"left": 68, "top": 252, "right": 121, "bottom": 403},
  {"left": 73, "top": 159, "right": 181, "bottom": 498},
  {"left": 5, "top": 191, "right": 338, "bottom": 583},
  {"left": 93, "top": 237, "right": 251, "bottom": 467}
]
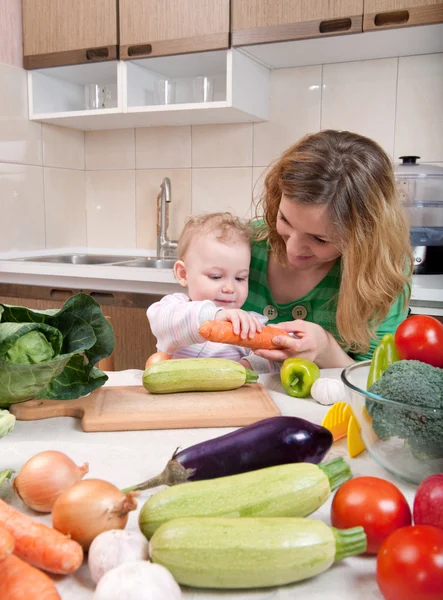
[
  {"left": 0, "top": 248, "right": 442, "bottom": 306},
  {"left": 1, "top": 369, "right": 417, "bottom": 600}
]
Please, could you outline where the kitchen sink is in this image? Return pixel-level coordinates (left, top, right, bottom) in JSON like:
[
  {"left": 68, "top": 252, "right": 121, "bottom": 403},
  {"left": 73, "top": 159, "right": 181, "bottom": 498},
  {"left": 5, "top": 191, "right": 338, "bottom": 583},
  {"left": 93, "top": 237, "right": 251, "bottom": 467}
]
[
  {"left": 14, "top": 254, "right": 138, "bottom": 265},
  {"left": 116, "top": 258, "right": 176, "bottom": 269},
  {"left": 10, "top": 254, "right": 176, "bottom": 268}
]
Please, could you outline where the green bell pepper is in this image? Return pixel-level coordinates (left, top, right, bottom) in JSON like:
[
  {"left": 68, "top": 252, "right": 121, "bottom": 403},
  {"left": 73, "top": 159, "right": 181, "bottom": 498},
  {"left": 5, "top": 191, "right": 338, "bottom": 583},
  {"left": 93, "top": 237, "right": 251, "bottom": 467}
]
[
  {"left": 280, "top": 358, "right": 321, "bottom": 398},
  {"left": 367, "top": 333, "right": 400, "bottom": 389}
]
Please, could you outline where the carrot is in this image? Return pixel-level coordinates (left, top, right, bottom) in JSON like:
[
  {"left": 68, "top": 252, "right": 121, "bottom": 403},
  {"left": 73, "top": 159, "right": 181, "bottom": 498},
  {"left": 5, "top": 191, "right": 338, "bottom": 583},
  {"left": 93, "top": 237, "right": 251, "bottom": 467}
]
[
  {"left": 199, "top": 320, "right": 291, "bottom": 350},
  {"left": 0, "top": 554, "right": 61, "bottom": 600},
  {"left": 0, "top": 498, "right": 83, "bottom": 574},
  {"left": 0, "top": 524, "right": 14, "bottom": 561}
]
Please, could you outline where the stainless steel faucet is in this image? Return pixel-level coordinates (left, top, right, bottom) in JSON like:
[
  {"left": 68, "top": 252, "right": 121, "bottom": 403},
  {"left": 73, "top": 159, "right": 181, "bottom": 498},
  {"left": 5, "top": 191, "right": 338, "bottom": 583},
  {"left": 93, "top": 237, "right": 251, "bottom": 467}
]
[{"left": 157, "top": 177, "right": 178, "bottom": 259}]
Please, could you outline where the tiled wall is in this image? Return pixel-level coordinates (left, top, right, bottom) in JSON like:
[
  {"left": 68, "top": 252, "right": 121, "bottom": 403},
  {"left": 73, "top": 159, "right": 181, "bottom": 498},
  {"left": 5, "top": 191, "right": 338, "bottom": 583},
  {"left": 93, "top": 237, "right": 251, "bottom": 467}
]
[
  {"left": 84, "top": 53, "right": 443, "bottom": 251},
  {"left": 0, "top": 1, "right": 86, "bottom": 253},
  {"left": 1, "top": 48, "right": 442, "bottom": 253}
]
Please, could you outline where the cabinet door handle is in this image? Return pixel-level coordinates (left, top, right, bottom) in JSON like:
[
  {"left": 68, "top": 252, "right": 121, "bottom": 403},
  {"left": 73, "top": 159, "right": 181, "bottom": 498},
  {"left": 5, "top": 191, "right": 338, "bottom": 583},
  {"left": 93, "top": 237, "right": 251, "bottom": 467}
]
[
  {"left": 374, "top": 10, "right": 410, "bottom": 27},
  {"left": 86, "top": 47, "right": 110, "bottom": 61},
  {"left": 89, "top": 292, "right": 115, "bottom": 305},
  {"left": 319, "top": 17, "right": 352, "bottom": 34},
  {"left": 127, "top": 44, "right": 153, "bottom": 57}
]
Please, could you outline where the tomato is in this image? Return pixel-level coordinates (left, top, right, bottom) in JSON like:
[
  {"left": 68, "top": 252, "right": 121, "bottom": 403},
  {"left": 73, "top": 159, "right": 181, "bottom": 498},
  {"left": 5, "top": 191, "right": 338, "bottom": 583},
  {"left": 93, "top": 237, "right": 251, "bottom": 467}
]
[
  {"left": 145, "top": 352, "right": 171, "bottom": 369},
  {"left": 330, "top": 476, "right": 411, "bottom": 554},
  {"left": 394, "top": 315, "right": 443, "bottom": 368},
  {"left": 377, "top": 525, "right": 443, "bottom": 600}
]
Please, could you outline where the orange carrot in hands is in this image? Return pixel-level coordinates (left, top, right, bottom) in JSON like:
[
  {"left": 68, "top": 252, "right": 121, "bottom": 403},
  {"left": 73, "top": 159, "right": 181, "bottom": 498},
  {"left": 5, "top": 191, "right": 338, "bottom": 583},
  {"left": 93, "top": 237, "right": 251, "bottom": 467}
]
[
  {"left": 0, "top": 524, "right": 14, "bottom": 562},
  {"left": 199, "top": 320, "right": 290, "bottom": 350},
  {"left": 0, "top": 554, "right": 61, "bottom": 600},
  {"left": 0, "top": 498, "right": 83, "bottom": 574}
]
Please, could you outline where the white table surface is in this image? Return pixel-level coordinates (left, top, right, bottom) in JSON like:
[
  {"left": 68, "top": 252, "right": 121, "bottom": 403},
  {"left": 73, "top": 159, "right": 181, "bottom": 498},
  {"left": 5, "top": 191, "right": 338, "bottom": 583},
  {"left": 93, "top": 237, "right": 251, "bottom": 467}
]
[{"left": 1, "top": 369, "right": 417, "bottom": 600}]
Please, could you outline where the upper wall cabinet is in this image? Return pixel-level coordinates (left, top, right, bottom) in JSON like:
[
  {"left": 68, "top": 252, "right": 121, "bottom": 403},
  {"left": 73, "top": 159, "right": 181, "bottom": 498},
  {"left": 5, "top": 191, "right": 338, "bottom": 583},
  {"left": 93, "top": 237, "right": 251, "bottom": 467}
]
[
  {"left": 231, "top": 0, "right": 364, "bottom": 47},
  {"left": 22, "top": 0, "right": 118, "bottom": 69},
  {"left": 119, "top": 0, "right": 230, "bottom": 60},
  {"left": 363, "top": 0, "right": 443, "bottom": 31}
]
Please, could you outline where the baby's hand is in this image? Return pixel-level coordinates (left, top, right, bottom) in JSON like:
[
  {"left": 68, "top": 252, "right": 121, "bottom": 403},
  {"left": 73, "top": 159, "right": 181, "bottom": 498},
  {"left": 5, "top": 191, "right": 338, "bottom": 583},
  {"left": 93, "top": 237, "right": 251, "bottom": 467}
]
[{"left": 215, "top": 309, "right": 262, "bottom": 339}]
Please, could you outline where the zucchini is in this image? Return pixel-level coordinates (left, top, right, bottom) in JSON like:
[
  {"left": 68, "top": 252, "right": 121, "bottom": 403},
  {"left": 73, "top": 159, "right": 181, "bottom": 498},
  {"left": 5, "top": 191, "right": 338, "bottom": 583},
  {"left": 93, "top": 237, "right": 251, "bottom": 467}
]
[
  {"left": 142, "top": 358, "right": 258, "bottom": 394},
  {"left": 149, "top": 517, "right": 367, "bottom": 588},
  {"left": 139, "top": 458, "right": 351, "bottom": 538}
]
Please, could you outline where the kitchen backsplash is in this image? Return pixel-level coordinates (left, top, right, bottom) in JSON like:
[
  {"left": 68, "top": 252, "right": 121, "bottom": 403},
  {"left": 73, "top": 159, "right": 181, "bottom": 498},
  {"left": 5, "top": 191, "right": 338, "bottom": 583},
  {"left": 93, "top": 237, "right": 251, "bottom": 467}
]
[{"left": 0, "top": 40, "right": 442, "bottom": 251}]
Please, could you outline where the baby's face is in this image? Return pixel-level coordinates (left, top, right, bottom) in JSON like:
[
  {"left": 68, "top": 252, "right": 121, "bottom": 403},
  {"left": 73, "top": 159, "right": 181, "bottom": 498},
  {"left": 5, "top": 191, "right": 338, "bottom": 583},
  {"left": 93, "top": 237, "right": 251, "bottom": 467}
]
[{"left": 179, "top": 232, "right": 250, "bottom": 308}]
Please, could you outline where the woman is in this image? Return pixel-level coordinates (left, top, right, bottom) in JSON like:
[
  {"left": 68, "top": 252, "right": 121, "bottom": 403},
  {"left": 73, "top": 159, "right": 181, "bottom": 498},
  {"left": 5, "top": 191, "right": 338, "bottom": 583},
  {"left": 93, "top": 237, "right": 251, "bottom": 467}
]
[{"left": 243, "top": 130, "right": 413, "bottom": 369}]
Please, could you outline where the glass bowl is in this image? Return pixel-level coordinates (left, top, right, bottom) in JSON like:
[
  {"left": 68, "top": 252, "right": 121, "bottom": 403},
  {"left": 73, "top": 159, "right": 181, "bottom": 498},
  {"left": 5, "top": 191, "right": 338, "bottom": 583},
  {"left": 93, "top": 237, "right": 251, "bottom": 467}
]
[{"left": 341, "top": 361, "right": 443, "bottom": 485}]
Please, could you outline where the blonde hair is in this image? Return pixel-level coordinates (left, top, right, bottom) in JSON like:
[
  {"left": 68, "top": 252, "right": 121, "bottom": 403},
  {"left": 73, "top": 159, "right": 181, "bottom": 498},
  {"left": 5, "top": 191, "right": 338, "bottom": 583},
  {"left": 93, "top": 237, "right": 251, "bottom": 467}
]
[
  {"left": 255, "top": 130, "right": 413, "bottom": 353},
  {"left": 178, "top": 212, "right": 252, "bottom": 259}
]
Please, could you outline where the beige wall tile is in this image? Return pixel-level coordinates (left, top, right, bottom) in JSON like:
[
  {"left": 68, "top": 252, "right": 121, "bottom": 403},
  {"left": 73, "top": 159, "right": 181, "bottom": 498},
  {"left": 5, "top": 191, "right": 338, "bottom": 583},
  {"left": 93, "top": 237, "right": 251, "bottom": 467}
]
[
  {"left": 85, "top": 129, "right": 135, "bottom": 170},
  {"left": 86, "top": 171, "right": 136, "bottom": 248},
  {"left": 136, "top": 170, "right": 191, "bottom": 250},
  {"left": 42, "top": 124, "right": 85, "bottom": 170},
  {"left": 192, "top": 168, "right": 253, "bottom": 219},
  {"left": 0, "top": 163, "right": 45, "bottom": 251},
  {"left": 0, "top": 0, "right": 23, "bottom": 68},
  {"left": 395, "top": 53, "right": 443, "bottom": 162},
  {"left": 192, "top": 124, "right": 253, "bottom": 167},
  {"left": 253, "top": 66, "right": 321, "bottom": 167},
  {"left": 0, "top": 62, "right": 42, "bottom": 165},
  {"left": 252, "top": 165, "right": 271, "bottom": 217},
  {"left": 44, "top": 168, "right": 86, "bottom": 248},
  {"left": 322, "top": 58, "right": 398, "bottom": 156},
  {"left": 136, "top": 126, "right": 191, "bottom": 169}
]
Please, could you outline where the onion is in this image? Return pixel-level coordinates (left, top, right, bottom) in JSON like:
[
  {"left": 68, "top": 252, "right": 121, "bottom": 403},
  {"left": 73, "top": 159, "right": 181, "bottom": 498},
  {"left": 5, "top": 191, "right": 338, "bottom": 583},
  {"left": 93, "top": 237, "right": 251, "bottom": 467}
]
[
  {"left": 88, "top": 529, "right": 150, "bottom": 584},
  {"left": 52, "top": 479, "right": 138, "bottom": 550},
  {"left": 13, "top": 450, "right": 88, "bottom": 513}
]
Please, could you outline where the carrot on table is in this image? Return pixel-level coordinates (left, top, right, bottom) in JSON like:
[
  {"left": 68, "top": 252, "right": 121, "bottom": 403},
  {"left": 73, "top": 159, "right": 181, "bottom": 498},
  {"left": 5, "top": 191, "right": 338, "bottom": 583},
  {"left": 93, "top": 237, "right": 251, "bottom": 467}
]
[
  {"left": 0, "top": 498, "right": 83, "bottom": 574},
  {"left": 0, "top": 524, "right": 14, "bottom": 561},
  {"left": 0, "top": 554, "right": 61, "bottom": 600},
  {"left": 199, "top": 320, "right": 290, "bottom": 350}
]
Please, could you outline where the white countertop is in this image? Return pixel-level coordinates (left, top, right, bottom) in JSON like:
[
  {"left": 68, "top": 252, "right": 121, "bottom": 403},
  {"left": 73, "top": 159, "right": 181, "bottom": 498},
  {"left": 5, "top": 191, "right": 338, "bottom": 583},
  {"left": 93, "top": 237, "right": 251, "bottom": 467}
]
[
  {"left": 1, "top": 369, "right": 417, "bottom": 600},
  {"left": 0, "top": 248, "right": 442, "bottom": 304}
]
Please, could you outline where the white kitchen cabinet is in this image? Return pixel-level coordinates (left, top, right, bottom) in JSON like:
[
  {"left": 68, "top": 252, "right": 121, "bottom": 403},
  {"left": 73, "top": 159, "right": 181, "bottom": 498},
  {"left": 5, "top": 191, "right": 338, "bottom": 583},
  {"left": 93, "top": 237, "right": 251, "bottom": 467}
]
[{"left": 27, "top": 49, "right": 269, "bottom": 130}]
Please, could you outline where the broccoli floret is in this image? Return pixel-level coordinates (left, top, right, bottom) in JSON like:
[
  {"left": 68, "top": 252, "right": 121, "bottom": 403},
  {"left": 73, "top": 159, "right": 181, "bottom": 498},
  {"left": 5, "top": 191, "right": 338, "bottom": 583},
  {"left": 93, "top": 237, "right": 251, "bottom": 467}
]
[{"left": 367, "top": 360, "right": 443, "bottom": 459}]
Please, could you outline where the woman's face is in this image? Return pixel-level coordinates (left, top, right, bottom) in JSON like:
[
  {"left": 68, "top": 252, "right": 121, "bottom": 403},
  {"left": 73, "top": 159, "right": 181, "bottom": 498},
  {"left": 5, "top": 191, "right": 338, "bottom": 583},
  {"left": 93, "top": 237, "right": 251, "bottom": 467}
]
[{"left": 276, "top": 195, "right": 341, "bottom": 269}]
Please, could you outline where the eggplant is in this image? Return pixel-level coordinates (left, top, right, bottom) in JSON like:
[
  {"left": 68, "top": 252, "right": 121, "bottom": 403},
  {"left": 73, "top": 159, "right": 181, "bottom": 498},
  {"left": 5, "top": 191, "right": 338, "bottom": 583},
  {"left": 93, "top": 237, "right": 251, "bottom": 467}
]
[{"left": 124, "top": 416, "right": 333, "bottom": 492}]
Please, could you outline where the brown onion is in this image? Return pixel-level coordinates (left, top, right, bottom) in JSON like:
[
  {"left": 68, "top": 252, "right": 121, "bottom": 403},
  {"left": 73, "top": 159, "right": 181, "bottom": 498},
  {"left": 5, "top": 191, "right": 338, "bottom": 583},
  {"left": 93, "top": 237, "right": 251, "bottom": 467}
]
[
  {"left": 52, "top": 479, "right": 138, "bottom": 550},
  {"left": 13, "top": 450, "right": 89, "bottom": 513}
]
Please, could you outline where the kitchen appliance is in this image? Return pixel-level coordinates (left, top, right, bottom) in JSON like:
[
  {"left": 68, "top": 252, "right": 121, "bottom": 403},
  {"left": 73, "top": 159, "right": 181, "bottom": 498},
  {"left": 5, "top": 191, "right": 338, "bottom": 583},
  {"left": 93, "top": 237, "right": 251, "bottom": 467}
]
[{"left": 395, "top": 156, "right": 443, "bottom": 274}]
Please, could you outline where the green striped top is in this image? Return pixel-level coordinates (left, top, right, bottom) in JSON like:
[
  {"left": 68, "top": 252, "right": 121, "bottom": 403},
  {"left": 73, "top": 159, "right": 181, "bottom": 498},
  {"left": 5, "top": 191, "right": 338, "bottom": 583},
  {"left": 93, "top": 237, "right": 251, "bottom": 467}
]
[{"left": 243, "top": 238, "right": 409, "bottom": 361}]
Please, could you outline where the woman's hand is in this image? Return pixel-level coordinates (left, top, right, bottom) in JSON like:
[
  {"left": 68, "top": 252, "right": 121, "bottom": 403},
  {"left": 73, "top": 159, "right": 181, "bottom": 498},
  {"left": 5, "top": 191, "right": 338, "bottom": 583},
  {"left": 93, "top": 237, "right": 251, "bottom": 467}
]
[
  {"left": 254, "top": 320, "right": 354, "bottom": 368},
  {"left": 215, "top": 309, "right": 262, "bottom": 339}
]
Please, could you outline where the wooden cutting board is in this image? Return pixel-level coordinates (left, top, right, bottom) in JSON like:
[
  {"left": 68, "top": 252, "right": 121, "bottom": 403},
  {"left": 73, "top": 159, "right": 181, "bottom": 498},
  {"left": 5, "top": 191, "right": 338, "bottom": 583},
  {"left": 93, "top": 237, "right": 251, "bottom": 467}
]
[{"left": 10, "top": 384, "right": 281, "bottom": 432}]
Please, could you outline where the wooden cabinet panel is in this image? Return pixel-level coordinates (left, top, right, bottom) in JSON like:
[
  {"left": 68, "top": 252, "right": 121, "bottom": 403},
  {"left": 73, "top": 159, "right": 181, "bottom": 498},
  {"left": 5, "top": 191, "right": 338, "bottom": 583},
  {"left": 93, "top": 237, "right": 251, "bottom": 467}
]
[
  {"left": 119, "top": 0, "right": 230, "bottom": 59},
  {"left": 22, "top": 0, "right": 118, "bottom": 69},
  {"left": 232, "top": 0, "right": 364, "bottom": 46},
  {"left": 363, "top": 0, "right": 443, "bottom": 30}
]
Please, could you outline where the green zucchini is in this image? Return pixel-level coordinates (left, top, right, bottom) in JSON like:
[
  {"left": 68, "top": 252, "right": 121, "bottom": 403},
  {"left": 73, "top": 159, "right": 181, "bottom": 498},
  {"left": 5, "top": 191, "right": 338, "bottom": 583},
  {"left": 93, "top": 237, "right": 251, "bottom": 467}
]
[
  {"left": 142, "top": 358, "right": 258, "bottom": 394},
  {"left": 149, "top": 517, "right": 367, "bottom": 588},
  {"left": 139, "top": 458, "right": 351, "bottom": 539}
]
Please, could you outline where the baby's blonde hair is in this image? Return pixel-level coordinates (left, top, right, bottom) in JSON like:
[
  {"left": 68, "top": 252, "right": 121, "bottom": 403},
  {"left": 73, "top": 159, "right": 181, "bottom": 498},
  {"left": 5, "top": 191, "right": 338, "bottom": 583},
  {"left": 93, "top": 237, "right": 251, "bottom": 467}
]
[{"left": 178, "top": 212, "right": 252, "bottom": 259}]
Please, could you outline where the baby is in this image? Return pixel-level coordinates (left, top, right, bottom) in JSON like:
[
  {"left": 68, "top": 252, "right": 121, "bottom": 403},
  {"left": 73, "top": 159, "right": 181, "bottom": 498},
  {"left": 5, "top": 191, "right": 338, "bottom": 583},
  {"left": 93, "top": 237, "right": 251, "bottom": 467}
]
[{"left": 147, "top": 212, "right": 270, "bottom": 370}]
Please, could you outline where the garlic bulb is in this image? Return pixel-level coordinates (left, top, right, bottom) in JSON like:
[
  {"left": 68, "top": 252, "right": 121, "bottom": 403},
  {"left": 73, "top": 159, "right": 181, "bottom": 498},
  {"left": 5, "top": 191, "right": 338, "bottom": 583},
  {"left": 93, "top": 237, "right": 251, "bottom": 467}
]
[
  {"left": 93, "top": 561, "right": 182, "bottom": 600},
  {"left": 310, "top": 378, "right": 345, "bottom": 405}
]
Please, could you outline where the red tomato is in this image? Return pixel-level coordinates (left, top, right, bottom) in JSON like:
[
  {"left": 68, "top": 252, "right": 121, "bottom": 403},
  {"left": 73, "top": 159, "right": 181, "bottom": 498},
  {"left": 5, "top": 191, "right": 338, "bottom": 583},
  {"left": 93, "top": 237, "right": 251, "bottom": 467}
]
[
  {"left": 394, "top": 315, "right": 443, "bottom": 368},
  {"left": 377, "top": 525, "right": 443, "bottom": 600},
  {"left": 330, "top": 476, "right": 411, "bottom": 554}
]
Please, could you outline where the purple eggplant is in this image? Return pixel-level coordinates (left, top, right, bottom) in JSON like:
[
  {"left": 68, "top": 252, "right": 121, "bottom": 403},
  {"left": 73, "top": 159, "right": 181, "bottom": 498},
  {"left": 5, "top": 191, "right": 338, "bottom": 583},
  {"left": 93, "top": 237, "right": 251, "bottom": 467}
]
[{"left": 124, "top": 416, "right": 333, "bottom": 492}]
